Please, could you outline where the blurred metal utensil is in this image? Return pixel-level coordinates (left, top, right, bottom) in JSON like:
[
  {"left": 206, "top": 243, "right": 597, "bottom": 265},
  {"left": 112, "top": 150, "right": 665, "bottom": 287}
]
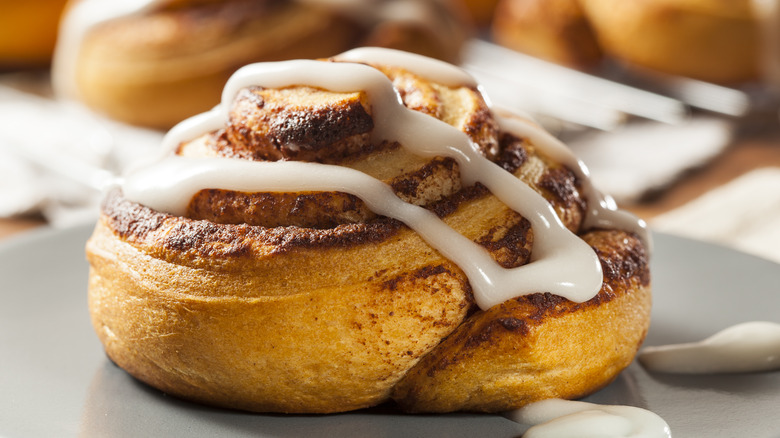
[
  {"left": 462, "top": 40, "right": 688, "bottom": 129},
  {"left": 608, "top": 66, "right": 753, "bottom": 117}
]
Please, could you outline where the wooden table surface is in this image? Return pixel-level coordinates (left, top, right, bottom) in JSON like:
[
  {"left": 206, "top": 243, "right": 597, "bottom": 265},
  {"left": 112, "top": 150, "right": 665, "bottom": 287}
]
[
  {"left": 1, "top": 131, "right": 779, "bottom": 242},
  {"left": 0, "top": 215, "right": 43, "bottom": 240}
]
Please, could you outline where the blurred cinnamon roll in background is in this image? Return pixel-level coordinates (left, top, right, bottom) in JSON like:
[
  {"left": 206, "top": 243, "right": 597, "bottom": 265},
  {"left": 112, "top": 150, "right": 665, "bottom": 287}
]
[
  {"left": 0, "top": 0, "right": 69, "bottom": 69},
  {"left": 492, "top": 0, "right": 601, "bottom": 70},
  {"left": 492, "top": 0, "right": 774, "bottom": 85},
  {"left": 53, "top": 0, "right": 471, "bottom": 128},
  {"left": 456, "top": 0, "right": 501, "bottom": 26}
]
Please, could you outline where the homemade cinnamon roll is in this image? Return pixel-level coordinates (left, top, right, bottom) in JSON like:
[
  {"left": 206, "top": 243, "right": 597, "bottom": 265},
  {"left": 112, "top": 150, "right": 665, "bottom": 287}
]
[
  {"left": 54, "top": 0, "right": 470, "bottom": 128},
  {"left": 85, "top": 48, "right": 651, "bottom": 414}
]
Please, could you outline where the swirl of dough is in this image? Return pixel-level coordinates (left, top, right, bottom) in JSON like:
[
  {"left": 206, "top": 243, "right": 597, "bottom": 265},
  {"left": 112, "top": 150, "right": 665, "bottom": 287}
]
[{"left": 86, "top": 49, "right": 651, "bottom": 414}]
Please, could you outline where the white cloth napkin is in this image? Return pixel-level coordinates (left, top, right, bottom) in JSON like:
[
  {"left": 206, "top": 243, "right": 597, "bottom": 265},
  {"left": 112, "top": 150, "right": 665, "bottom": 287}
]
[
  {"left": 568, "top": 117, "right": 733, "bottom": 204},
  {"left": 651, "top": 167, "right": 780, "bottom": 264},
  {"left": 0, "top": 79, "right": 163, "bottom": 227}
]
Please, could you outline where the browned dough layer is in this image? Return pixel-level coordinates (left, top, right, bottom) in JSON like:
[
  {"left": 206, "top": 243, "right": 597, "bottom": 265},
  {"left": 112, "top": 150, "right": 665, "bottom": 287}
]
[{"left": 86, "top": 60, "right": 650, "bottom": 414}]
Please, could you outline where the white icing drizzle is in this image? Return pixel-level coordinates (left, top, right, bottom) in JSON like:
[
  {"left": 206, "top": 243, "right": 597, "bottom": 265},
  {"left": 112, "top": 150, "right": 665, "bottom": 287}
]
[
  {"left": 505, "top": 399, "right": 671, "bottom": 438},
  {"left": 128, "top": 55, "right": 601, "bottom": 309},
  {"left": 639, "top": 321, "right": 780, "bottom": 374},
  {"left": 334, "top": 47, "right": 476, "bottom": 87},
  {"left": 497, "top": 116, "right": 651, "bottom": 251},
  {"left": 118, "top": 48, "right": 648, "bottom": 311},
  {"left": 124, "top": 156, "right": 591, "bottom": 310}
]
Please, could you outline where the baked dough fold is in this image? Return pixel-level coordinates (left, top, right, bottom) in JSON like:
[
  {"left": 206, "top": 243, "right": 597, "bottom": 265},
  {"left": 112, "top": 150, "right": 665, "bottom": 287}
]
[{"left": 86, "top": 57, "right": 651, "bottom": 413}]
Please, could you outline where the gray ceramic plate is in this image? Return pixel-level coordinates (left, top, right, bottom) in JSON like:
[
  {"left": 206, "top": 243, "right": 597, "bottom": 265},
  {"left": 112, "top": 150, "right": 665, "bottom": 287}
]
[{"left": 1, "top": 224, "right": 779, "bottom": 437}]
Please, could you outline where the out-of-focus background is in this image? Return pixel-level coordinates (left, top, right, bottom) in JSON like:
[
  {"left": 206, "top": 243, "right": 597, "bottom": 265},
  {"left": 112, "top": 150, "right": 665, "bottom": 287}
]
[{"left": 1, "top": 0, "right": 779, "bottom": 263}]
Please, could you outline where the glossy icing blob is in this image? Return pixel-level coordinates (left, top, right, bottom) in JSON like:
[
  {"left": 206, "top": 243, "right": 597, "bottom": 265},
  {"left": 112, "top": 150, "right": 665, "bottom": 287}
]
[
  {"left": 506, "top": 398, "right": 671, "bottom": 438},
  {"left": 639, "top": 321, "right": 780, "bottom": 374}
]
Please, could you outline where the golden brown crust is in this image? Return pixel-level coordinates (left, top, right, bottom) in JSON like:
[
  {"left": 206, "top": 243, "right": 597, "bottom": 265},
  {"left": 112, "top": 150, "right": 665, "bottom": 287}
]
[
  {"left": 223, "top": 86, "right": 375, "bottom": 163},
  {"left": 88, "top": 174, "right": 532, "bottom": 412},
  {"left": 86, "top": 60, "right": 650, "bottom": 414},
  {"left": 88, "top": 215, "right": 473, "bottom": 412}
]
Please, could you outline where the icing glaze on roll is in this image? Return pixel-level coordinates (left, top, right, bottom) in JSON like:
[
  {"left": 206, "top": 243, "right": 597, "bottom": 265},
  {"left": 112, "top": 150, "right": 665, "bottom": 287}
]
[
  {"left": 496, "top": 116, "right": 651, "bottom": 251},
  {"left": 121, "top": 48, "right": 648, "bottom": 310}
]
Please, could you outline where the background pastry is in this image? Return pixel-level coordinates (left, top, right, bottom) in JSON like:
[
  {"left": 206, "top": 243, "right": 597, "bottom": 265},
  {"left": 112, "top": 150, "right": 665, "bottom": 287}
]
[
  {"left": 456, "top": 0, "right": 501, "bottom": 26},
  {"left": 53, "top": 0, "right": 470, "bottom": 128},
  {"left": 492, "top": 0, "right": 602, "bottom": 70},
  {"left": 492, "top": 0, "right": 768, "bottom": 84},
  {"left": 85, "top": 48, "right": 651, "bottom": 414},
  {"left": 0, "top": 0, "right": 69, "bottom": 69}
]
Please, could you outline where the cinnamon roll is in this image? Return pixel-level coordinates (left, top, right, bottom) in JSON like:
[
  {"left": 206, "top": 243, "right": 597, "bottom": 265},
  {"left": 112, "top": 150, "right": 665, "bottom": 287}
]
[
  {"left": 53, "top": 0, "right": 470, "bottom": 129},
  {"left": 492, "top": 0, "right": 769, "bottom": 84},
  {"left": 85, "top": 48, "right": 651, "bottom": 414}
]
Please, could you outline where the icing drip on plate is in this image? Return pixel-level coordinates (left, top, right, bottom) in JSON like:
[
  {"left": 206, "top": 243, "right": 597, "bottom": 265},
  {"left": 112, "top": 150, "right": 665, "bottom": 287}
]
[
  {"left": 639, "top": 321, "right": 780, "bottom": 374},
  {"left": 121, "top": 47, "right": 648, "bottom": 310},
  {"left": 505, "top": 399, "right": 672, "bottom": 438}
]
